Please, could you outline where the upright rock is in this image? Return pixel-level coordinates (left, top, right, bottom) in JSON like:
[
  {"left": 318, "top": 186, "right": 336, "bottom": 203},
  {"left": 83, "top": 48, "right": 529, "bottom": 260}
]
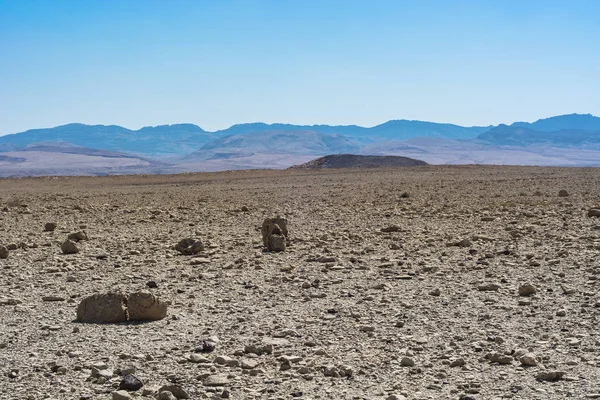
[
  {"left": 0, "top": 246, "right": 8, "bottom": 259},
  {"left": 261, "top": 216, "right": 288, "bottom": 252}
]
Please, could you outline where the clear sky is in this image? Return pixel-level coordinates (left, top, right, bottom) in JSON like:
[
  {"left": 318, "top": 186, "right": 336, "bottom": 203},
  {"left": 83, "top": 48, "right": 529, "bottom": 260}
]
[{"left": 1, "top": 0, "right": 599, "bottom": 134}]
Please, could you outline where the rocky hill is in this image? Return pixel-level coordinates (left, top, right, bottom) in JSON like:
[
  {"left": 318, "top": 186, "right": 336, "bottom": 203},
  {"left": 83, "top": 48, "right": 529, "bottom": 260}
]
[{"left": 290, "top": 154, "right": 428, "bottom": 169}]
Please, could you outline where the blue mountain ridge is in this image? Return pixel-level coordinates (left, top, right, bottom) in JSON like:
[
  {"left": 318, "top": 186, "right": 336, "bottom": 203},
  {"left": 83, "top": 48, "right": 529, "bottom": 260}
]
[{"left": 0, "top": 113, "right": 598, "bottom": 157}]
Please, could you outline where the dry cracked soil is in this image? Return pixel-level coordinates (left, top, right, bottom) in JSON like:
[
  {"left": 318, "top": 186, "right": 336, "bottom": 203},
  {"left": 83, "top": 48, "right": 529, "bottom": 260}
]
[{"left": 1, "top": 165, "right": 600, "bottom": 400}]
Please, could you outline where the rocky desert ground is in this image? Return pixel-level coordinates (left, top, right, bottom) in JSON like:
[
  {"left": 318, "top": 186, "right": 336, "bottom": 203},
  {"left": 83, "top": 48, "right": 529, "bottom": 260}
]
[{"left": 2, "top": 165, "right": 600, "bottom": 400}]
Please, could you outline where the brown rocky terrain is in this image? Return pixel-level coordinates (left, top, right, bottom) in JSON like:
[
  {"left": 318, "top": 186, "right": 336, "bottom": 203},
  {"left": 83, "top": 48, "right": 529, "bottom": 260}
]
[
  {"left": 1, "top": 165, "right": 600, "bottom": 400},
  {"left": 290, "top": 155, "right": 427, "bottom": 169}
]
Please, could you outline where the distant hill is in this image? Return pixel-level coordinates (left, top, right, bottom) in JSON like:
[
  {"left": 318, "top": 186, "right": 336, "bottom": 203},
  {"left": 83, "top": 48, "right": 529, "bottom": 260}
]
[
  {"left": 215, "top": 120, "right": 488, "bottom": 142},
  {"left": 478, "top": 125, "right": 600, "bottom": 146},
  {"left": 511, "top": 113, "right": 600, "bottom": 132},
  {"left": 0, "top": 123, "right": 218, "bottom": 156},
  {"left": 290, "top": 154, "right": 428, "bottom": 169},
  {"left": 185, "top": 130, "right": 361, "bottom": 160},
  {"left": 22, "top": 141, "right": 147, "bottom": 159}
]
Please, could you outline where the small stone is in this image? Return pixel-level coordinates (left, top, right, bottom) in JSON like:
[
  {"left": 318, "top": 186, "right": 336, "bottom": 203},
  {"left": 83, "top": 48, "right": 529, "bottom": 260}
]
[
  {"left": 195, "top": 338, "right": 217, "bottom": 353},
  {"left": 119, "top": 374, "right": 143, "bottom": 391},
  {"left": 457, "top": 238, "right": 472, "bottom": 247},
  {"left": 478, "top": 283, "right": 500, "bottom": 291},
  {"left": 536, "top": 371, "right": 565, "bottom": 381},
  {"left": 189, "top": 354, "right": 210, "bottom": 363},
  {"left": 68, "top": 231, "right": 89, "bottom": 242},
  {"left": 241, "top": 359, "right": 258, "bottom": 369},
  {"left": 146, "top": 280, "right": 158, "bottom": 288},
  {"left": 518, "top": 283, "right": 537, "bottom": 296},
  {"left": 158, "top": 392, "right": 178, "bottom": 400},
  {"left": 213, "top": 355, "right": 239, "bottom": 367},
  {"left": 61, "top": 239, "right": 79, "bottom": 254},
  {"left": 450, "top": 358, "right": 465, "bottom": 367},
  {"left": 487, "top": 352, "right": 513, "bottom": 365},
  {"left": 112, "top": 390, "right": 132, "bottom": 400},
  {"left": 158, "top": 385, "right": 190, "bottom": 399},
  {"left": 558, "top": 190, "right": 569, "bottom": 197},
  {"left": 0, "top": 246, "right": 9, "bottom": 259},
  {"left": 400, "top": 357, "right": 415, "bottom": 367},
  {"left": 429, "top": 288, "right": 441, "bottom": 296},
  {"left": 92, "top": 368, "right": 113, "bottom": 379},
  {"left": 244, "top": 343, "right": 272, "bottom": 355},
  {"left": 556, "top": 309, "right": 566, "bottom": 317},
  {"left": 387, "top": 395, "right": 407, "bottom": 400},
  {"left": 42, "top": 295, "right": 65, "bottom": 302},
  {"left": 44, "top": 222, "right": 57, "bottom": 232},
  {"left": 203, "top": 374, "right": 230, "bottom": 387},
  {"left": 381, "top": 225, "right": 400, "bottom": 233},
  {"left": 175, "top": 238, "right": 204, "bottom": 255},
  {"left": 520, "top": 353, "right": 537, "bottom": 366},
  {"left": 588, "top": 209, "right": 600, "bottom": 217},
  {"left": 323, "top": 365, "right": 340, "bottom": 377}
]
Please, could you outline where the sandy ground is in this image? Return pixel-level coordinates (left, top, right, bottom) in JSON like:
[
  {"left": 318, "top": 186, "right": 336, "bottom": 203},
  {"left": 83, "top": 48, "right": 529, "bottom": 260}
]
[{"left": 1, "top": 165, "right": 600, "bottom": 400}]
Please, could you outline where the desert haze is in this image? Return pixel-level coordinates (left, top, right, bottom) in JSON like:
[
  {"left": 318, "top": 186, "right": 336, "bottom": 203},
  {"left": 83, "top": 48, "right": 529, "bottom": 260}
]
[{"left": 1, "top": 166, "right": 600, "bottom": 399}]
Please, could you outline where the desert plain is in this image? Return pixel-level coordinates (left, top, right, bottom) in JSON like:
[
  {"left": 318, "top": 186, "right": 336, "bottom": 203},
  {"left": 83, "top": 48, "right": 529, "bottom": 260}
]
[{"left": 1, "top": 165, "right": 600, "bottom": 400}]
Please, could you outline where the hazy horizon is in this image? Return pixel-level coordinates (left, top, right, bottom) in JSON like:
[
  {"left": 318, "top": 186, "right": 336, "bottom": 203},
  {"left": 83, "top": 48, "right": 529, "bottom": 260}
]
[{"left": 1, "top": 0, "right": 599, "bottom": 135}]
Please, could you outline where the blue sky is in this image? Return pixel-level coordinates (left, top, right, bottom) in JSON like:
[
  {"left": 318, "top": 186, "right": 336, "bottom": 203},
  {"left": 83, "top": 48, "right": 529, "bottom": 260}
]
[{"left": 0, "top": 0, "right": 599, "bottom": 134}]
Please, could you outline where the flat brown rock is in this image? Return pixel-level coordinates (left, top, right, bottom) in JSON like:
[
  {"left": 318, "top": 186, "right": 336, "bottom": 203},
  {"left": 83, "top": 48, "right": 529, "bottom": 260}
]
[{"left": 76, "top": 292, "right": 127, "bottom": 323}]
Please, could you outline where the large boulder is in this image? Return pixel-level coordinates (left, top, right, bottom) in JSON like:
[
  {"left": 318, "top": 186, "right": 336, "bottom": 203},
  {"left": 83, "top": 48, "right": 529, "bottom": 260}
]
[
  {"left": 127, "top": 291, "right": 168, "bottom": 321},
  {"left": 76, "top": 292, "right": 128, "bottom": 323},
  {"left": 175, "top": 238, "right": 204, "bottom": 255},
  {"left": 76, "top": 291, "right": 167, "bottom": 323},
  {"left": 261, "top": 216, "right": 288, "bottom": 252}
]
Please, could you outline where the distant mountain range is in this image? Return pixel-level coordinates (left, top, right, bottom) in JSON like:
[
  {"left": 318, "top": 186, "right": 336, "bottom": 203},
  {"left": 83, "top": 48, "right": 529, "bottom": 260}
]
[{"left": 0, "top": 113, "right": 599, "bottom": 176}]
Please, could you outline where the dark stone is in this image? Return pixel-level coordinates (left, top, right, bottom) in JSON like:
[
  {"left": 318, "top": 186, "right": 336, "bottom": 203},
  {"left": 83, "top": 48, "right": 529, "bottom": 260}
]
[
  {"left": 146, "top": 281, "right": 158, "bottom": 288},
  {"left": 195, "top": 339, "right": 216, "bottom": 353},
  {"left": 119, "top": 374, "right": 144, "bottom": 391}
]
